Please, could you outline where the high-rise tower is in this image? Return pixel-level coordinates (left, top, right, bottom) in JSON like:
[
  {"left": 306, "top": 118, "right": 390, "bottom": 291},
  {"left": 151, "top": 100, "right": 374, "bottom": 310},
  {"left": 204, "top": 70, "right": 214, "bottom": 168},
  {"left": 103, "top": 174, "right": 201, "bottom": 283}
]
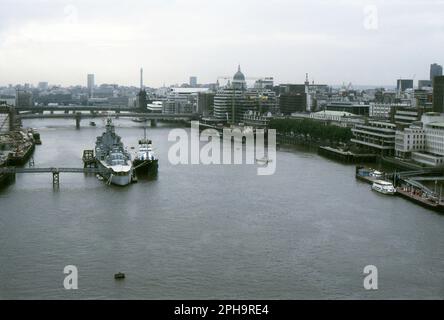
[
  {"left": 87, "top": 74, "right": 94, "bottom": 98},
  {"left": 140, "top": 68, "right": 144, "bottom": 90},
  {"left": 430, "top": 63, "right": 443, "bottom": 81}
]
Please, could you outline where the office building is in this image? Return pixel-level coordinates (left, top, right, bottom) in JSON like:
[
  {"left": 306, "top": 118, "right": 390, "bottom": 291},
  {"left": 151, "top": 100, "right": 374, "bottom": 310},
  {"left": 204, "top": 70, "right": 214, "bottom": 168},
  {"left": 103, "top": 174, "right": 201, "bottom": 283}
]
[
  {"left": 410, "top": 113, "right": 444, "bottom": 166},
  {"left": 432, "top": 76, "right": 444, "bottom": 113},
  {"left": 0, "top": 95, "right": 16, "bottom": 106},
  {"left": 278, "top": 84, "right": 306, "bottom": 115},
  {"left": 418, "top": 80, "right": 432, "bottom": 89},
  {"left": 197, "top": 92, "right": 215, "bottom": 116},
  {"left": 414, "top": 89, "right": 433, "bottom": 107},
  {"left": 15, "top": 90, "right": 33, "bottom": 108},
  {"left": 87, "top": 74, "right": 94, "bottom": 98},
  {"left": 369, "top": 103, "right": 395, "bottom": 120},
  {"left": 190, "top": 76, "right": 197, "bottom": 87},
  {"left": 325, "top": 102, "right": 369, "bottom": 116},
  {"left": 430, "top": 63, "right": 443, "bottom": 81},
  {"left": 351, "top": 121, "right": 396, "bottom": 155},
  {"left": 214, "top": 66, "right": 276, "bottom": 123},
  {"left": 395, "top": 126, "right": 425, "bottom": 159},
  {"left": 397, "top": 79, "right": 414, "bottom": 93},
  {"left": 164, "top": 88, "right": 209, "bottom": 114},
  {"left": 254, "top": 78, "right": 274, "bottom": 90},
  {"left": 394, "top": 107, "right": 422, "bottom": 127}
]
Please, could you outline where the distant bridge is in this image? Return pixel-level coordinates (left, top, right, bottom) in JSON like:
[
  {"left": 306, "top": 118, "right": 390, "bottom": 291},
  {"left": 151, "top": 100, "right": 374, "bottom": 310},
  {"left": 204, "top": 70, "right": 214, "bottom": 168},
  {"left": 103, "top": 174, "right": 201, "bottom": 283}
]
[
  {"left": 15, "top": 105, "right": 136, "bottom": 113},
  {"left": 16, "top": 110, "right": 200, "bottom": 128},
  {"left": 18, "top": 112, "right": 197, "bottom": 120}
]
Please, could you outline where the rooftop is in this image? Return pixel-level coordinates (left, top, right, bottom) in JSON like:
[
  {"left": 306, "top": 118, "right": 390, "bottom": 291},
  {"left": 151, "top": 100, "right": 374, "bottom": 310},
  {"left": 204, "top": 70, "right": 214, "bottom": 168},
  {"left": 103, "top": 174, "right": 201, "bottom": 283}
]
[
  {"left": 313, "top": 110, "right": 358, "bottom": 117},
  {"left": 426, "top": 122, "right": 444, "bottom": 128}
]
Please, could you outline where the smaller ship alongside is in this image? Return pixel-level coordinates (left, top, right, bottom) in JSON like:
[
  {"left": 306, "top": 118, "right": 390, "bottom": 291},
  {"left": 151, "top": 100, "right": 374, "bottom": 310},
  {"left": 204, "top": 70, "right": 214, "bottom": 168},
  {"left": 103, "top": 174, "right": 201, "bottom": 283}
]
[
  {"left": 133, "top": 126, "right": 158, "bottom": 174},
  {"left": 371, "top": 180, "right": 396, "bottom": 195},
  {"left": 6, "top": 130, "right": 35, "bottom": 166},
  {"left": 28, "top": 128, "right": 41, "bottom": 145}
]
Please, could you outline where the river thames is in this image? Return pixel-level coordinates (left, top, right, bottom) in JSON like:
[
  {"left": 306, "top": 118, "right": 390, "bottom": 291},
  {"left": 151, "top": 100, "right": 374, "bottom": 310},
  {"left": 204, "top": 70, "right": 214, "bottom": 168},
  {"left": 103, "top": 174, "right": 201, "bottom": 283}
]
[{"left": 0, "top": 118, "right": 443, "bottom": 299}]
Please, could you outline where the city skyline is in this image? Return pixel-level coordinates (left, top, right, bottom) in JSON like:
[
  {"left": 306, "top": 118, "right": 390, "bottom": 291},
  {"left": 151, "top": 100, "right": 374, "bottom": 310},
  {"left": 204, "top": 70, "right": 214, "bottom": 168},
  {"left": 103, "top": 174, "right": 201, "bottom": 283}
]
[
  {"left": 0, "top": 0, "right": 443, "bottom": 87},
  {"left": 1, "top": 63, "right": 442, "bottom": 90}
]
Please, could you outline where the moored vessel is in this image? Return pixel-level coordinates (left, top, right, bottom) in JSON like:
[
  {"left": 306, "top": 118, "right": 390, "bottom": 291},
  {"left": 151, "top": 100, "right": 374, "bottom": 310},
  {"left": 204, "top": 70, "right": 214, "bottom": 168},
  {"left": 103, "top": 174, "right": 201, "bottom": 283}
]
[
  {"left": 94, "top": 119, "right": 133, "bottom": 186},
  {"left": 371, "top": 180, "right": 396, "bottom": 195},
  {"left": 133, "top": 126, "right": 158, "bottom": 174}
]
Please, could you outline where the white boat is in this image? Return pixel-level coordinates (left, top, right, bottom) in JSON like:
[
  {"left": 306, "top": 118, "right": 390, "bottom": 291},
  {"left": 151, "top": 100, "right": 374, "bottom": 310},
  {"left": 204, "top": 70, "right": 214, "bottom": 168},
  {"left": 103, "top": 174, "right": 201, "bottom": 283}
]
[
  {"left": 256, "top": 157, "right": 272, "bottom": 165},
  {"left": 369, "top": 170, "right": 383, "bottom": 178},
  {"left": 372, "top": 180, "right": 396, "bottom": 195}
]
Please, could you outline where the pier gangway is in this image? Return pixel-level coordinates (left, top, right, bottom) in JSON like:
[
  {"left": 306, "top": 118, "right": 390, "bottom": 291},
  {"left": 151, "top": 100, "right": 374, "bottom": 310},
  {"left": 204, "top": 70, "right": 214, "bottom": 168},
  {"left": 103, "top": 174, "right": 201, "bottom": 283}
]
[{"left": 0, "top": 167, "right": 104, "bottom": 187}]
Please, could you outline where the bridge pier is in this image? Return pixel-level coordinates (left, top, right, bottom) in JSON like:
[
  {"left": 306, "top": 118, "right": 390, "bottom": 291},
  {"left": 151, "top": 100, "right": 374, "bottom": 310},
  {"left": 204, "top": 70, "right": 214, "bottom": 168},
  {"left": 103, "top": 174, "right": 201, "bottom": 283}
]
[
  {"left": 75, "top": 112, "right": 81, "bottom": 129},
  {"left": 150, "top": 119, "right": 157, "bottom": 127},
  {"left": 8, "top": 106, "right": 17, "bottom": 131}
]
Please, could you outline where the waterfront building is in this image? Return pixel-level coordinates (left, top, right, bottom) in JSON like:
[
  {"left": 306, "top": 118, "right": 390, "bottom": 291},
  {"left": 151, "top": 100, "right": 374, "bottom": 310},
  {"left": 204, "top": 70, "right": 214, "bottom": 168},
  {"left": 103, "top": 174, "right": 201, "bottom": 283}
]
[
  {"left": 87, "top": 74, "right": 95, "bottom": 98},
  {"left": 430, "top": 63, "right": 443, "bottom": 81},
  {"left": 410, "top": 113, "right": 444, "bottom": 166},
  {"left": 213, "top": 88, "right": 268, "bottom": 123},
  {"left": 351, "top": 121, "right": 396, "bottom": 155},
  {"left": 432, "top": 76, "right": 444, "bottom": 113},
  {"left": 395, "top": 125, "right": 425, "bottom": 159}
]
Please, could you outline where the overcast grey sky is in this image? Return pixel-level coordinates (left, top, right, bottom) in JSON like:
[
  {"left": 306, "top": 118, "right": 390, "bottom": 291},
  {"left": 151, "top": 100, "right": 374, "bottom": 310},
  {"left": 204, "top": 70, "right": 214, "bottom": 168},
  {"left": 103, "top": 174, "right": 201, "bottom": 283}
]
[{"left": 0, "top": 0, "right": 443, "bottom": 87}]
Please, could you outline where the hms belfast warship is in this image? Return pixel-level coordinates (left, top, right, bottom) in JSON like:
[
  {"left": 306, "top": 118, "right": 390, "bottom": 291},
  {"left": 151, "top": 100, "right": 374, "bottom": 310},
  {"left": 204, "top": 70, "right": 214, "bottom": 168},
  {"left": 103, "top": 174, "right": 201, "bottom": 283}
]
[{"left": 95, "top": 119, "right": 133, "bottom": 186}]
